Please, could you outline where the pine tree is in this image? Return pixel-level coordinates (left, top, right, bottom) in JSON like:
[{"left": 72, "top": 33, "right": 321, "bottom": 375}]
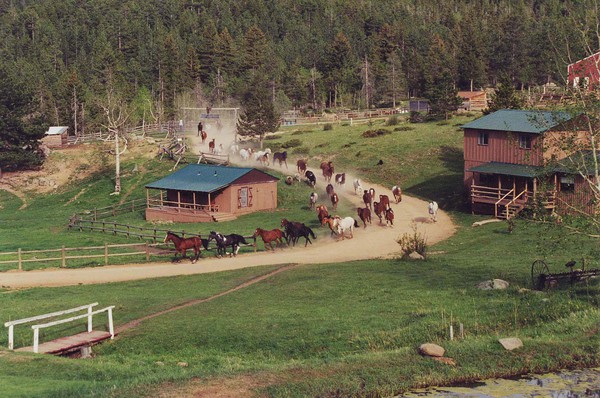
[
  {"left": 486, "top": 75, "right": 525, "bottom": 113},
  {"left": 0, "top": 66, "right": 47, "bottom": 171},
  {"left": 426, "top": 72, "right": 462, "bottom": 120},
  {"left": 237, "top": 76, "right": 280, "bottom": 148}
]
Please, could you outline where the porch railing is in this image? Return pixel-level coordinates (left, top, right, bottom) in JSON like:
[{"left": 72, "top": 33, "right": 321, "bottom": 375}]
[
  {"left": 494, "top": 188, "right": 515, "bottom": 218},
  {"left": 471, "top": 184, "right": 513, "bottom": 201},
  {"left": 147, "top": 198, "right": 220, "bottom": 213}
]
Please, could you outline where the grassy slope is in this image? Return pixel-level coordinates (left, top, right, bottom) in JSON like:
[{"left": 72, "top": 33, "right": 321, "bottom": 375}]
[{"left": 0, "top": 117, "right": 598, "bottom": 397}]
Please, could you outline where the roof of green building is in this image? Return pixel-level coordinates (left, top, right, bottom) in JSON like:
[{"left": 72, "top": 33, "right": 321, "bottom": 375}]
[
  {"left": 469, "top": 162, "right": 543, "bottom": 177},
  {"left": 461, "top": 109, "right": 573, "bottom": 134},
  {"left": 145, "top": 164, "right": 277, "bottom": 193}
]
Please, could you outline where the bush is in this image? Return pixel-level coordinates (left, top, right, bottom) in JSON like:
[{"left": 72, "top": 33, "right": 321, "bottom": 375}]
[
  {"left": 409, "top": 111, "right": 425, "bottom": 123},
  {"left": 323, "top": 123, "right": 333, "bottom": 131},
  {"left": 292, "top": 146, "right": 310, "bottom": 154},
  {"left": 362, "top": 129, "right": 391, "bottom": 138},
  {"left": 292, "top": 129, "right": 313, "bottom": 135},
  {"left": 396, "top": 223, "right": 427, "bottom": 258},
  {"left": 385, "top": 116, "right": 400, "bottom": 126},
  {"left": 394, "top": 126, "right": 415, "bottom": 132},
  {"left": 281, "top": 138, "right": 302, "bottom": 148}
]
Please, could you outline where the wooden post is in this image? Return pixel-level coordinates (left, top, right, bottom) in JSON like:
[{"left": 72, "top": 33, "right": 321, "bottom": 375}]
[
  {"left": 145, "top": 242, "right": 150, "bottom": 261},
  {"left": 160, "top": 190, "right": 164, "bottom": 207},
  {"left": 146, "top": 189, "right": 149, "bottom": 208},
  {"left": 193, "top": 192, "right": 197, "bottom": 210},
  {"left": 61, "top": 245, "right": 66, "bottom": 268},
  {"left": 8, "top": 325, "right": 14, "bottom": 350},
  {"left": 87, "top": 306, "right": 93, "bottom": 332},
  {"left": 512, "top": 178, "right": 516, "bottom": 200},
  {"left": 104, "top": 243, "right": 108, "bottom": 265},
  {"left": 94, "top": 207, "right": 97, "bottom": 221},
  {"left": 17, "top": 247, "right": 23, "bottom": 271},
  {"left": 208, "top": 193, "right": 212, "bottom": 212},
  {"left": 460, "top": 323, "right": 464, "bottom": 339},
  {"left": 497, "top": 175, "right": 501, "bottom": 199},
  {"left": 449, "top": 324, "right": 454, "bottom": 340},
  {"left": 108, "top": 307, "right": 114, "bottom": 339},
  {"left": 33, "top": 328, "right": 39, "bottom": 353},
  {"left": 177, "top": 191, "right": 181, "bottom": 208}
]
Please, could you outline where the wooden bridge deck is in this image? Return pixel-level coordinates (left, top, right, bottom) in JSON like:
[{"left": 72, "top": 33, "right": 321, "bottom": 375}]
[{"left": 15, "top": 331, "right": 113, "bottom": 355}]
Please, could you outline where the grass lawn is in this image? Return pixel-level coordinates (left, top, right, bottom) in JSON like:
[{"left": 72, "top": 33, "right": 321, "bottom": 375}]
[{"left": 0, "top": 116, "right": 598, "bottom": 397}]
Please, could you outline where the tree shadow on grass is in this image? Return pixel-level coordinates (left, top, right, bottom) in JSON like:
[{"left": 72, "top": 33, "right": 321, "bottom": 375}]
[
  {"left": 404, "top": 174, "right": 469, "bottom": 212},
  {"left": 439, "top": 145, "right": 464, "bottom": 173}
]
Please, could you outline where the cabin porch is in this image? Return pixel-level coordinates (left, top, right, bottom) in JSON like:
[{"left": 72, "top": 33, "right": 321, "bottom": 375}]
[{"left": 145, "top": 188, "right": 236, "bottom": 223}]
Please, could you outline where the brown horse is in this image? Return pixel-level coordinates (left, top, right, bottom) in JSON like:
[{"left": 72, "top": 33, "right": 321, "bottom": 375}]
[
  {"left": 326, "top": 183, "right": 335, "bottom": 197},
  {"left": 335, "top": 173, "right": 345, "bottom": 187},
  {"left": 379, "top": 194, "right": 391, "bottom": 210},
  {"left": 357, "top": 207, "right": 371, "bottom": 228},
  {"left": 373, "top": 201, "right": 384, "bottom": 223},
  {"left": 164, "top": 232, "right": 204, "bottom": 263},
  {"left": 330, "top": 192, "right": 339, "bottom": 210},
  {"left": 297, "top": 159, "right": 307, "bottom": 175},
  {"left": 385, "top": 208, "right": 394, "bottom": 226},
  {"left": 316, "top": 204, "right": 329, "bottom": 225},
  {"left": 253, "top": 228, "right": 285, "bottom": 251},
  {"left": 201, "top": 130, "right": 207, "bottom": 144},
  {"left": 320, "top": 161, "right": 334, "bottom": 182},
  {"left": 209, "top": 138, "right": 215, "bottom": 153},
  {"left": 392, "top": 185, "right": 402, "bottom": 203},
  {"left": 363, "top": 190, "right": 372, "bottom": 209}
]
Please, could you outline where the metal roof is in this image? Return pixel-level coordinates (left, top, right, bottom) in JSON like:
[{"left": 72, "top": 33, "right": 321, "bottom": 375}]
[
  {"left": 145, "top": 164, "right": 276, "bottom": 193},
  {"left": 469, "top": 162, "right": 543, "bottom": 177},
  {"left": 45, "top": 126, "right": 68, "bottom": 135},
  {"left": 461, "top": 110, "right": 573, "bottom": 134}
]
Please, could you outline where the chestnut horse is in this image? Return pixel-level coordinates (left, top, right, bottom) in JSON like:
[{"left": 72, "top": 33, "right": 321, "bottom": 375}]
[
  {"left": 201, "top": 130, "right": 207, "bottom": 144},
  {"left": 164, "top": 232, "right": 204, "bottom": 263},
  {"left": 392, "top": 185, "right": 402, "bottom": 203},
  {"left": 362, "top": 190, "right": 372, "bottom": 209},
  {"left": 373, "top": 201, "right": 384, "bottom": 223},
  {"left": 326, "top": 183, "right": 335, "bottom": 197},
  {"left": 357, "top": 207, "right": 371, "bottom": 228},
  {"left": 253, "top": 228, "right": 285, "bottom": 251},
  {"left": 209, "top": 138, "right": 215, "bottom": 153},
  {"left": 297, "top": 159, "right": 307, "bottom": 175},
  {"left": 379, "top": 194, "right": 391, "bottom": 210},
  {"left": 385, "top": 208, "right": 394, "bottom": 226},
  {"left": 320, "top": 161, "right": 334, "bottom": 182},
  {"left": 316, "top": 204, "right": 329, "bottom": 226},
  {"left": 330, "top": 192, "right": 339, "bottom": 210}
]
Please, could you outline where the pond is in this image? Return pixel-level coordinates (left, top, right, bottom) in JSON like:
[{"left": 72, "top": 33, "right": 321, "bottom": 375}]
[{"left": 401, "top": 368, "right": 599, "bottom": 397}]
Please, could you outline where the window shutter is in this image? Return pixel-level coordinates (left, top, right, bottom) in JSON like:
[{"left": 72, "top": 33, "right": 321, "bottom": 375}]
[
  {"left": 248, "top": 187, "right": 253, "bottom": 207},
  {"left": 237, "top": 188, "right": 242, "bottom": 208}
]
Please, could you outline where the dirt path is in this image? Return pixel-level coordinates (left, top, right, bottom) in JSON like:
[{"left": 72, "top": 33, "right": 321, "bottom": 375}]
[{"left": 0, "top": 138, "right": 456, "bottom": 289}]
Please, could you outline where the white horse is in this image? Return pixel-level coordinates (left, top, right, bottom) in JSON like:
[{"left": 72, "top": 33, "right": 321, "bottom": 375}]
[
  {"left": 428, "top": 201, "right": 439, "bottom": 222},
  {"left": 353, "top": 179, "right": 362, "bottom": 195},
  {"left": 309, "top": 192, "right": 318, "bottom": 209},
  {"left": 239, "top": 148, "right": 252, "bottom": 161},
  {"left": 229, "top": 142, "right": 240, "bottom": 156},
  {"left": 333, "top": 216, "right": 358, "bottom": 239}
]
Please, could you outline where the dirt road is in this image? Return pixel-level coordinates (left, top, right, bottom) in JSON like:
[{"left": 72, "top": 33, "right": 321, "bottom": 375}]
[{"left": 0, "top": 135, "right": 456, "bottom": 289}]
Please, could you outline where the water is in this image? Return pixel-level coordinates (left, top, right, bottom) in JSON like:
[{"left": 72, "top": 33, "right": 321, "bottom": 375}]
[{"left": 400, "top": 368, "right": 600, "bottom": 397}]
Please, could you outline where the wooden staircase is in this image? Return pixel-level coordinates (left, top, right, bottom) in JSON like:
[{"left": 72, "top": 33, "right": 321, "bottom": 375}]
[
  {"left": 211, "top": 212, "right": 237, "bottom": 222},
  {"left": 498, "top": 203, "right": 524, "bottom": 219}
]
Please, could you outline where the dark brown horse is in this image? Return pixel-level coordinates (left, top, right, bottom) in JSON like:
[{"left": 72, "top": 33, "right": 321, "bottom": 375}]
[
  {"left": 335, "top": 173, "right": 345, "bottom": 187},
  {"left": 373, "top": 201, "right": 384, "bottom": 223},
  {"left": 201, "top": 130, "right": 207, "bottom": 144},
  {"left": 273, "top": 151, "right": 288, "bottom": 168},
  {"left": 164, "top": 232, "right": 204, "bottom": 263},
  {"left": 363, "top": 190, "right": 372, "bottom": 209},
  {"left": 326, "top": 183, "right": 335, "bottom": 197},
  {"left": 208, "top": 138, "right": 215, "bottom": 153},
  {"left": 316, "top": 204, "right": 329, "bottom": 225},
  {"left": 253, "top": 228, "right": 285, "bottom": 251},
  {"left": 385, "top": 208, "right": 394, "bottom": 226},
  {"left": 357, "top": 207, "right": 371, "bottom": 228},
  {"left": 321, "top": 161, "right": 334, "bottom": 182}
]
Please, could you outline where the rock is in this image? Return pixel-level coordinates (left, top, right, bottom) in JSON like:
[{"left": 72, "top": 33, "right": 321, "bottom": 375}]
[
  {"left": 177, "top": 361, "right": 188, "bottom": 367},
  {"left": 499, "top": 337, "right": 523, "bottom": 351},
  {"left": 146, "top": 137, "right": 156, "bottom": 145},
  {"left": 477, "top": 279, "right": 509, "bottom": 290},
  {"left": 408, "top": 251, "right": 425, "bottom": 260},
  {"left": 431, "top": 356, "right": 456, "bottom": 366},
  {"left": 155, "top": 361, "right": 164, "bottom": 366},
  {"left": 419, "top": 343, "right": 445, "bottom": 357}
]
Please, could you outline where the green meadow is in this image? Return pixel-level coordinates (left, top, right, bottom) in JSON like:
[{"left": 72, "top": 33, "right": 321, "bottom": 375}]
[{"left": 0, "top": 117, "right": 597, "bottom": 397}]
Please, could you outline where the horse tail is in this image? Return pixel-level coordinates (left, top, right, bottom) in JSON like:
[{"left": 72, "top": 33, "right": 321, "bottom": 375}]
[
  {"left": 240, "top": 236, "right": 248, "bottom": 245},
  {"left": 201, "top": 239, "right": 209, "bottom": 250},
  {"left": 354, "top": 218, "right": 359, "bottom": 228},
  {"left": 308, "top": 227, "right": 316, "bottom": 239}
]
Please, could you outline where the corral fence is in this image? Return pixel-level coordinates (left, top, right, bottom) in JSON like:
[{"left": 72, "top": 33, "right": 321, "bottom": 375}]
[
  {"left": 71, "top": 197, "right": 151, "bottom": 222},
  {"left": 66, "top": 122, "right": 179, "bottom": 145}
]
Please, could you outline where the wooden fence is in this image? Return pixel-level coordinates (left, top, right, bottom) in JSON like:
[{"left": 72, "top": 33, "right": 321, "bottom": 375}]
[
  {"left": 68, "top": 219, "right": 192, "bottom": 242},
  {"left": 71, "top": 197, "right": 150, "bottom": 222},
  {"left": 66, "top": 122, "right": 177, "bottom": 145},
  {"left": 0, "top": 242, "right": 159, "bottom": 271}
]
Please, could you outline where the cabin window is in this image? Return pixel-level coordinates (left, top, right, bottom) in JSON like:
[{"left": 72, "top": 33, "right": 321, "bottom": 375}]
[
  {"left": 238, "top": 187, "right": 253, "bottom": 208},
  {"left": 477, "top": 132, "right": 489, "bottom": 146},
  {"left": 519, "top": 134, "right": 531, "bottom": 149},
  {"left": 560, "top": 176, "right": 575, "bottom": 192}
]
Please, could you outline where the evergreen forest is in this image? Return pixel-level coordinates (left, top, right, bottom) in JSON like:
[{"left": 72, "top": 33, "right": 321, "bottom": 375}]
[{"left": 0, "top": 0, "right": 596, "bottom": 133}]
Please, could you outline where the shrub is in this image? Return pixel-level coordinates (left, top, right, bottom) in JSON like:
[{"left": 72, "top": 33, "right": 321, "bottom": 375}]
[
  {"left": 385, "top": 116, "right": 400, "bottom": 126},
  {"left": 292, "top": 129, "right": 313, "bottom": 135},
  {"left": 323, "top": 123, "right": 333, "bottom": 131},
  {"left": 394, "top": 126, "right": 415, "bottom": 132},
  {"left": 292, "top": 146, "right": 310, "bottom": 154},
  {"left": 362, "top": 129, "right": 391, "bottom": 138},
  {"left": 396, "top": 223, "right": 427, "bottom": 258},
  {"left": 281, "top": 138, "right": 302, "bottom": 148},
  {"left": 409, "top": 111, "right": 426, "bottom": 123}
]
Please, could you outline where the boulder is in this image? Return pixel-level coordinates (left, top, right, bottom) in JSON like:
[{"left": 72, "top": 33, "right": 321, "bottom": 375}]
[
  {"left": 419, "top": 343, "right": 445, "bottom": 357},
  {"left": 499, "top": 337, "right": 523, "bottom": 351},
  {"left": 177, "top": 361, "right": 188, "bottom": 367},
  {"left": 477, "top": 279, "right": 509, "bottom": 290},
  {"left": 408, "top": 251, "right": 425, "bottom": 260}
]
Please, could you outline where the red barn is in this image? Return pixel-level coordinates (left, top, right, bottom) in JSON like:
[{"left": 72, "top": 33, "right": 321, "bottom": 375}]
[{"left": 567, "top": 51, "right": 600, "bottom": 89}]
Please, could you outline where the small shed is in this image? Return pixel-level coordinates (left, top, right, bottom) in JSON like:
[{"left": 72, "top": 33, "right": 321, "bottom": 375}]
[
  {"left": 458, "top": 91, "right": 487, "bottom": 111},
  {"left": 145, "top": 164, "right": 279, "bottom": 223},
  {"left": 409, "top": 99, "right": 429, "bottom": 113},
  {"left": 42, "top": 126, "right": 69, "bottom": 148}
]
